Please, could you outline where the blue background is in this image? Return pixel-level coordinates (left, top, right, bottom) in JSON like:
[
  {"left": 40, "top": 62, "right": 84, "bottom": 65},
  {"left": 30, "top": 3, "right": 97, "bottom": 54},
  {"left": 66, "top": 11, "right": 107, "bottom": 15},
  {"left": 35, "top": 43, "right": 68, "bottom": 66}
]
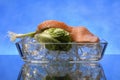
[{"left": 0, "top": 0, "right": 120, "bottom": 55}]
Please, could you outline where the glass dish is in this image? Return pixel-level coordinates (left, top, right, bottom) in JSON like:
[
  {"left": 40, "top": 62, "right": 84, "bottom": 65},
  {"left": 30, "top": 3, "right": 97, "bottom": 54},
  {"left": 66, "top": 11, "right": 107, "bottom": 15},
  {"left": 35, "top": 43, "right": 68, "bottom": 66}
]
[
  {"left": 16, "top": 37, "right": 107, "bottom": 62},
  {"left": 17, "top": 62, "right": 106, "bottom": 80}
]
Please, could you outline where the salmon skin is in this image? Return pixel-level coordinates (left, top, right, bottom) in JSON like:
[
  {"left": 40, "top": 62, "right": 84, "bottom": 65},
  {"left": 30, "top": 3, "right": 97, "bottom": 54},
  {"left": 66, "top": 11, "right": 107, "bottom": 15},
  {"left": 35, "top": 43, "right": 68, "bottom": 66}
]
[{"left": 37, "top": 20, "right": 72, "bottom": 33}]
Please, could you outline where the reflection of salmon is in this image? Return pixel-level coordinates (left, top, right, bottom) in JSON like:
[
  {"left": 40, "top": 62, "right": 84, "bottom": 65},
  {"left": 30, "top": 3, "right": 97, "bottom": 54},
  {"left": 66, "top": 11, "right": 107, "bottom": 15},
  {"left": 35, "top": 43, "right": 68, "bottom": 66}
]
[
  {"left": 70, "top": 27, "right": 99, "bottom": 42},
  {"left": 37, "top": 20, "right": 72, "bottom": 32},
  {"left": 37, "top": 20, "right": 99, "bottom": 42}
]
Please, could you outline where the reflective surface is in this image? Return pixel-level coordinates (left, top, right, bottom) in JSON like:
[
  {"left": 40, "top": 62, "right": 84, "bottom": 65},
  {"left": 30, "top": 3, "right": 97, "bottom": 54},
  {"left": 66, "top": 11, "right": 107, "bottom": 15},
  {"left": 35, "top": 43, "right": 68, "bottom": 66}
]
[
  {"left": 0, "top": 55, "right": 120, "bottom": 80},
  {"left": 18, "top": 62, "right": 106, "bottom": 80}
]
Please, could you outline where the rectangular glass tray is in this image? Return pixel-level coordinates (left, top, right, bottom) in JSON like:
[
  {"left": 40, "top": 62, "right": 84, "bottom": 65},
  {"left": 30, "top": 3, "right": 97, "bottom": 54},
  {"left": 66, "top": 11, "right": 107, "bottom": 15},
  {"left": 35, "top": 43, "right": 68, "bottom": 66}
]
[{"left": 16, "top": 37, "right": 107, "bottom": 62}]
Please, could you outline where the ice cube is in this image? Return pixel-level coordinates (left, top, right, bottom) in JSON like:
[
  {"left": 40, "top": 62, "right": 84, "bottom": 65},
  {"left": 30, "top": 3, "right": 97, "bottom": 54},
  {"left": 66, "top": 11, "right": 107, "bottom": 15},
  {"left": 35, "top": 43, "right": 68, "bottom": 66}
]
[{"left": 77, "top": 43, "right": 102, "bottom": 60}]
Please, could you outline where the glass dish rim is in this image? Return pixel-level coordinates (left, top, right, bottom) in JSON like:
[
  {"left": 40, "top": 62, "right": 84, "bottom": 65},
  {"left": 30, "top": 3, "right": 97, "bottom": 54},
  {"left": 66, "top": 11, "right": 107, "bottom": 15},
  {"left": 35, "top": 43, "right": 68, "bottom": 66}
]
[{"left": 15, "top": 39, "right": 108, "bottom": 45}]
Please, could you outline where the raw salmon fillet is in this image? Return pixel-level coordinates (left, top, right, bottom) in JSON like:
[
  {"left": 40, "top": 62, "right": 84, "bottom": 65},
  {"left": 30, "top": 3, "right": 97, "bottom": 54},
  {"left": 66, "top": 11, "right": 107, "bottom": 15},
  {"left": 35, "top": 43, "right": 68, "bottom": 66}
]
[
  {"left": 70, "top": 27, "right": 99, "bottom": 42},
  {"left": 36, "top": 20, "right": 99, "bottom": 42}
]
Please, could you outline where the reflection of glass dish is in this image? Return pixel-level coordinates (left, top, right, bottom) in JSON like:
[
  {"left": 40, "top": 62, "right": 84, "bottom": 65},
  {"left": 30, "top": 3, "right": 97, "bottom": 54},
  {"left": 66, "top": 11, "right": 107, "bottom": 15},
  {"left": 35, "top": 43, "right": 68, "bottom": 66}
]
[
  {"left": 16, "top": 37, "right": 107, "bottom": 62},
  {"left": 17, "top": 62, "right": 106, "bottom": 80}
]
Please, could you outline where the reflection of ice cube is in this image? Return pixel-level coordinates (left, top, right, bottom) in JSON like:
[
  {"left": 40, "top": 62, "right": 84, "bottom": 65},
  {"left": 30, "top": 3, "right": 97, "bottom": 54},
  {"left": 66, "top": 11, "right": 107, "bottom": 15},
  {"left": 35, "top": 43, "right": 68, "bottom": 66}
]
[
  {"left": 69, "top": 63, "right": 106, "bottom": 80},
  {"left": 18, "top": 62, "right": 106, "bottom": 80},
  {"left": 19, "top": 64, "right": 47, "bottom": 80}
]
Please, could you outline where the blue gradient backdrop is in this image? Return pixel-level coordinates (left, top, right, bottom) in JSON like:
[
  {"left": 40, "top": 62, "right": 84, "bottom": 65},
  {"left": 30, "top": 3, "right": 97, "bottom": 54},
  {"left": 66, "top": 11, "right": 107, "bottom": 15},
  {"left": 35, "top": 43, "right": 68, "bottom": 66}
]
[{"left": 0, "top": 0, "right": 120, "bottom": 55}]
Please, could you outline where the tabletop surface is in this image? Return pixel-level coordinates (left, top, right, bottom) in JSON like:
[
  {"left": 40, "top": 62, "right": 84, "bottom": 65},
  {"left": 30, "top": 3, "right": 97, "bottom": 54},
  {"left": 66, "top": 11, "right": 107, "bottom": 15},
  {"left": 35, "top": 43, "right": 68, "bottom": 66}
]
[{"left": 0, "top": 55, "right": 120, "bottom": 80}]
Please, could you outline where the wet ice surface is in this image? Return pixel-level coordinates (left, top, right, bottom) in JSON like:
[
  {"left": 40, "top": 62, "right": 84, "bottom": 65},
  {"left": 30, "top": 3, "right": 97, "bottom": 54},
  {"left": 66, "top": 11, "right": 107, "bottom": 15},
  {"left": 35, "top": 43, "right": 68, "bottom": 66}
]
[
  {"left": 77, "top": 44, "right": 103, "bottom": 60},
  {"left": 18, "top": 62, "right": 106, "bottom": 80},
  {"left": 16, "top": 37, "right": 107, "bottom": 62}
]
